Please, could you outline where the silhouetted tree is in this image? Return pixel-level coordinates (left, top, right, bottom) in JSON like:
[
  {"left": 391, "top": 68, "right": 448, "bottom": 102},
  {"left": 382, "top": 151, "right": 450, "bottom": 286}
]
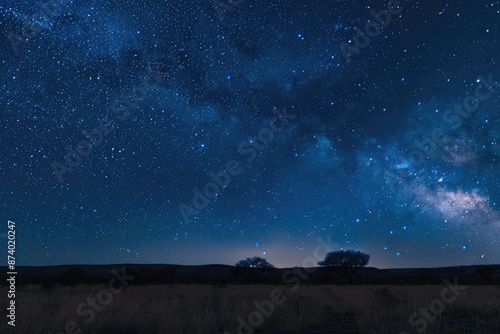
[
  {"left": 318, "top": 250, "right": 370, "bottom": 285},
  {"left": 476, "top": 265, "right": 498, "bottom": 284},
  {"left": 235, "top": 257, "right": 275, "bottom": 284}
]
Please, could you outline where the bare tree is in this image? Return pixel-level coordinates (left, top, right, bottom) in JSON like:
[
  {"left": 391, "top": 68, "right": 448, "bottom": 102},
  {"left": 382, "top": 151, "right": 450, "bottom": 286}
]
[
  {"left": 318, "top": 250, "right": 370, "bottom": 285},
  {"left": 235, "top": 257, "right": 275, "bottom": 284}
]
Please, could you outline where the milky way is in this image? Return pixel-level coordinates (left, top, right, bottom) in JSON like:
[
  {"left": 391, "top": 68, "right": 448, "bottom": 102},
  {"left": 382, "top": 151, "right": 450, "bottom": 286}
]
[{"left": 1, "top": 0, "right": 499, "bottom": 268}]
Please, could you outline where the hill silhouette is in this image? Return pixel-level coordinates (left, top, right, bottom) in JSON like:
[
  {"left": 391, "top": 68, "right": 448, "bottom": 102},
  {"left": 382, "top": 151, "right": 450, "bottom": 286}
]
[{"left": 1, "top": 264, "right": 498, "bottom": 287}]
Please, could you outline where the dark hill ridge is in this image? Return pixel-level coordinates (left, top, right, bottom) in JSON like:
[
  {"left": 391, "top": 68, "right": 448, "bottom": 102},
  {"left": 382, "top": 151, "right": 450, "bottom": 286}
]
[{"left": 1, "top": 264, "right": 498, "bottom": 286}]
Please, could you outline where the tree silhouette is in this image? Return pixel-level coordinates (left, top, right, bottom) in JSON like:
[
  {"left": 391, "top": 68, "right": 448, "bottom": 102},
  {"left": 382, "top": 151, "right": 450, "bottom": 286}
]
[
  {"left": 235, "top": 257, "right": 275, "bottom": 284},
  {"left": 318, "top": 250, "right": 370, "bottom": 285}
]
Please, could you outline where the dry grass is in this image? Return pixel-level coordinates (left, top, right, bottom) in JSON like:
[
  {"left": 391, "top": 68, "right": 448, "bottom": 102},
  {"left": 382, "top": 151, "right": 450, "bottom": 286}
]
[{"left": 1, "top": 284, "right": 499, "bottom": 333}]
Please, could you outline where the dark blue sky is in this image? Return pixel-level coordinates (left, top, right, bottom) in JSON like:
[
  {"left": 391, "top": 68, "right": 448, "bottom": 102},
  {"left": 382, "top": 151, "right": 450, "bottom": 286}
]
[{"left": 1, "top": 0, "right": 499, "bottom": 268}]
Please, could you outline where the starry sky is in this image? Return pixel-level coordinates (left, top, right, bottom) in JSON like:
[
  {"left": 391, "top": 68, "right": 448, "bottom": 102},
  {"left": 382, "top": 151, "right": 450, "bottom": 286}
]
[{"left": 1, "top": 0, "right": 499, "bottom": 269}]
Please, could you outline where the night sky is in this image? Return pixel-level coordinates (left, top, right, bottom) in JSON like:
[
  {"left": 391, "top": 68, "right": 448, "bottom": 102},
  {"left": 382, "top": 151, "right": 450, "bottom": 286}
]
[{"left": 1, "top": 0, "right": 499, "bottom": 269}]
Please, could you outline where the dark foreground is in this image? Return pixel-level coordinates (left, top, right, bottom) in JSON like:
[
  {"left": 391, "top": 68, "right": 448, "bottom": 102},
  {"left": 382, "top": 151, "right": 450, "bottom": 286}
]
[{"left": 1, "top": 284, "right": 499, "bottom": 334}]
